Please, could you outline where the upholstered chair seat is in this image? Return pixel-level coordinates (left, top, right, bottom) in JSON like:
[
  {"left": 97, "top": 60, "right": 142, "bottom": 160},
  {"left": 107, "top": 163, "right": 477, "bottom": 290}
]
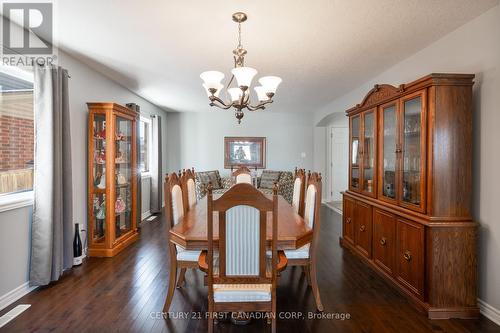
[
  {"left": 176, "top": 246, "right": 201, "bottom": 261},
  {"left": 283, "top": 244, "right": 310, "bottom": 259},
  {"left": 213, "top": 284, "right": 271, "bottom": 303}
]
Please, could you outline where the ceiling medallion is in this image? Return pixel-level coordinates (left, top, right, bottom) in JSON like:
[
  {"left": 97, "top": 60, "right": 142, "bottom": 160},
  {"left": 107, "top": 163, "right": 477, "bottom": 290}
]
[{"left": 200, "top": 12, "right": 282, "bottom": 124}]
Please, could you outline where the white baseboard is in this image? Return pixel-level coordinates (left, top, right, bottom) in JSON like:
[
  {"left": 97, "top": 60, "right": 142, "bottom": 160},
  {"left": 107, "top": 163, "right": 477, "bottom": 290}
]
[
  {"left": 324, "top": 202, "right": 343, "bottom": 216},
  {"left": 0, "top": 282, "right": 37, "bottom": 312},
  {"left": 141, "top": 210, "right": 151, "bottom": 221},
  {"left": 478, "top": 298, "right": 500, "bottom": 326}
]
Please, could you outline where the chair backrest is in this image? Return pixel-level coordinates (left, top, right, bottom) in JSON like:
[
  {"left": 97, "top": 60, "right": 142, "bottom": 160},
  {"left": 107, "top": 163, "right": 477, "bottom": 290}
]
[
  {"left": 207, "top": 183, "right": 278, "bottom": 287},
  {"left": 181, "top": 168, "right": 197, "bottom": 212},
  {"left": 304, "top": 171, "right": 322, "bottom": 258},
  {"left": 164, "top": 172, "right": 184, "bottom": 229},
  {"left": 292, "top": 168, "right": 306, "bottom": 217},
  {"left": 233, "top": 166, "right": 252, "bottom": 184}
]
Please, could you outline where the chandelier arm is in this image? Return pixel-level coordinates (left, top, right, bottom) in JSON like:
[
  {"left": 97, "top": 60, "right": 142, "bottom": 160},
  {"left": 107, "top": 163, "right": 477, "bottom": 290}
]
[
  {"left": 209, "top": 95, "right": 228, "bottom": 106},
  {"left": 209, "top": 97, "right": 234, "bottom": 110},
  {"left": 248, "top": 99, "right": 273, "bottom": 111},
  {"left": 210, "top": 101, "right": 234, "bottom": 110},
  {"left": 246, "top": 105, "right": 264, "bottom": 111}
]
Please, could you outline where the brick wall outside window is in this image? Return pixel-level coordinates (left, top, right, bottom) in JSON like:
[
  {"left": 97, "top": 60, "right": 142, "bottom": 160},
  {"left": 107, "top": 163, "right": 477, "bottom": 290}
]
[
  {"left": 0, "top": 90, "right": 34, "bottom": 195},
  {"left": 0, "top": 115, "right": 34, "bottom": 171}
]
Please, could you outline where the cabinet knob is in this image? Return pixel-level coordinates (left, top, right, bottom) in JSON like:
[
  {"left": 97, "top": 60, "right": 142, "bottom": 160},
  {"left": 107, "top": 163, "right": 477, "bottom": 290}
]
[
  {"left": 380, "top": 237, "right": 387, "bottom": 246},
  {"left": 346, "top": 217, "right": 352, "bottom": 224},
  {"left": 403, "top": 250, "right": 412, "bottom": 261},
  {"left": 359, "top": 225, "right": 366, "bottom": 232}
]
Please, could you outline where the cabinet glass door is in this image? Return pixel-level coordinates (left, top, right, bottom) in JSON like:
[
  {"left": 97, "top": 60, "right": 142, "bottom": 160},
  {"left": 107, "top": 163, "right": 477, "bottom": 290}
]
[
  {"left": 401, "top": 92, "right": 426, "bottom": 211},
  {"left": 350, "top": 115, "right": 361, "bottom": 190},
  {"left": 92, "top": 113, "right": 106, "bottom": 245},
  {"left": 114, "top": 116, "right": 133, "bottom": 240},
  {"left": 380, "top": 103, "right": 398, "bottom": 202},
  {"left": 362, "top": 110, "right": 376, "bottom": 195}
]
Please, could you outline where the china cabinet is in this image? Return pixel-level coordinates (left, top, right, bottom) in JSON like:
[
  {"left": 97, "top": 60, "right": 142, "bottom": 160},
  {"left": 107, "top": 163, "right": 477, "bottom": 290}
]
[
  {"left": 87, "top": 103, "right": 139, "bottom": 257},
  {"left": 342, "top": 74, "right": 477, "bottom": 319}
]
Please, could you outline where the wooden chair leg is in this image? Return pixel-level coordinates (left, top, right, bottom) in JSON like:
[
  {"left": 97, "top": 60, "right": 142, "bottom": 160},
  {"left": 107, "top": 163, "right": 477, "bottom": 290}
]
[
  {"left": 271, "top": 295, "right": 276, "bottom": 333},
  {"left": 163, "top": 246, "right": 178, "bottom": 313},
  {"left": 304, "top": 265, "right": 312, "bottom": 286},
  {"left": 208, "top": 300, "right": 214, "bottom": 333},
  {"left": 208, "top": 316, "right": 213, "bottom": 333},
  {"left": 176, "top": 268, "right": 187, "bottom": 288},
  {"left": 309, "top": 261, "right": 323, "bottom": 312}
]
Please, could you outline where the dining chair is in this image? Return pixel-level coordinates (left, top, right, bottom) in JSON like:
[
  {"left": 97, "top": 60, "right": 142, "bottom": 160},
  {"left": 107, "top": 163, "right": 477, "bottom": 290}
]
[
  {"left": 198, "top": 183, "right": 287, "bottom": 333},
  {"left": 181, "top": 167, "right": 197, "bottom": 212},
  {"left": 232, "top": 166, "right": 252, "bottom": 184},
  {"left": 163, "top": 172, "right": 201, "bottom": 312},
  {"left": 292, "top": 168, "right": 306, "bottom": 216},
  {"left": 284, "top": 171, "right": 323, "bottom": 311}
]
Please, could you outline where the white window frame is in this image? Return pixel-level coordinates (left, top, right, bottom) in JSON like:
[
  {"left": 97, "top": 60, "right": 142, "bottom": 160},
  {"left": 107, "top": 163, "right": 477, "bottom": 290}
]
[
  {"left": 0, "top": 65, "right": 35, "bottom": 212},
  {"left": 139, "top": 116, "right": 153, "bottom": 178}
]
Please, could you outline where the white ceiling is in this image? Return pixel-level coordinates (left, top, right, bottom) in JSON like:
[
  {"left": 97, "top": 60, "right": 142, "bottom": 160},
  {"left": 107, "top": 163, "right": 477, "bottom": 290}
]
[{"left": 55, "top": 0, "right": 498, "bottom": 113}]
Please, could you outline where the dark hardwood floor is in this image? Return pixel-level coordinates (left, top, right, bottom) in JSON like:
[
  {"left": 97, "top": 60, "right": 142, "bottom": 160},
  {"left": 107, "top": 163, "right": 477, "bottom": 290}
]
[{"left": 1, "top": 207, "right": 499, "bottom": 333}]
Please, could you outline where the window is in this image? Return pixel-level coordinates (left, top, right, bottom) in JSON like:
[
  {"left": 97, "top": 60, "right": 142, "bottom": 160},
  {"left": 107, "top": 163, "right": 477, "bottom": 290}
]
[
  {"left": 0, "top": 66, "right": 34, "bottom": 198},
  {"left": 139, "top": 116, "right": 151, "bottom": 175}
]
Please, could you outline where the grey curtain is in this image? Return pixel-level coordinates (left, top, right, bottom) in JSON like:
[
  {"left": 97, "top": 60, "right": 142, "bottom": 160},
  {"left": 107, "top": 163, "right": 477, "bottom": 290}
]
[
  {"left": 30, "top": 65, "right": 73, "bottom": 286},
  {"left": 150, "top": 115, "right": 162, "bottom": 213}
]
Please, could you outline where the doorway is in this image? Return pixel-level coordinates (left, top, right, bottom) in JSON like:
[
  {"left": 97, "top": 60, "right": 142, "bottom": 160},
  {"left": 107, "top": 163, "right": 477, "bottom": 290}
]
[{"left": 329, "top": 126, "right": 348, "bottom": 210}]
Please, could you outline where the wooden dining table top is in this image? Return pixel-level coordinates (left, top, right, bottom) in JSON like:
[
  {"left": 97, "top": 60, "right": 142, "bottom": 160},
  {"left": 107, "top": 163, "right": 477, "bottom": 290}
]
[{"left": 169, "top": 195, "right": 313, "bottom": 250}]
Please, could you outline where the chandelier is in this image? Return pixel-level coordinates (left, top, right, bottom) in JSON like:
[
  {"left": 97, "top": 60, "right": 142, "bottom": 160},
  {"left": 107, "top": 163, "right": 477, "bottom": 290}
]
[{"left": 200, "top": 12, "right": 282, "bottom": 124}]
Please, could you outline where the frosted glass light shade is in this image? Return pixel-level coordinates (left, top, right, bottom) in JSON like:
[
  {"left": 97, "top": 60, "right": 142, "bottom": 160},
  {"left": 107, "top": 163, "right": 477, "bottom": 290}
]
[
  {"left": 200, "top": 71, "right": 225, "bottom": 89},
  {"left": 203, "top": 83, "right": 223, "bottom": 97},
  {"left": 259, "top": 76, "right": 282, "bottom": 94},
  {"left": 228, "top": 87, "right": 244, "bottom": 102},
  {"left": 254, "top": 86, "right": 269, "bottom": 101},
  {"left": 231, "top": 67, "right": 257, "bottom": 88}
]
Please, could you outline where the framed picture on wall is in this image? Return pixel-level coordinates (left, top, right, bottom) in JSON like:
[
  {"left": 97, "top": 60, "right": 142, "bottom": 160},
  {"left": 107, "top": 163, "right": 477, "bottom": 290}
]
[{"left": 224, "top": 137, "right": 266, "bottom": 169}]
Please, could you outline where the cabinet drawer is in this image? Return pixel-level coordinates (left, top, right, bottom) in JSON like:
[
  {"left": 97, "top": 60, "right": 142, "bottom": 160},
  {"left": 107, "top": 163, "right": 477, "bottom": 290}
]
[
  {"left": 354, "top": 201, "right": 372, "bottom": 258},
  {"left": 396, "top": 219, "right": 424, "bottom": 298},
  {"left": 343, "top": 197, "right": 355, "bottom": 245},
  {"left": 373, "top": 209, "right": 396, "bottom": 276}
]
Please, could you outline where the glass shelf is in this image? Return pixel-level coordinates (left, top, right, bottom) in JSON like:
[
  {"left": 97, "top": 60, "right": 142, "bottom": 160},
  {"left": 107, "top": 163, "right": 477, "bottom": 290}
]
[
  {"left": 381, "top": 104, "right": 397, "bottom": 200},
  {"left": 362, "top": 111, "right": 375, "bottom": 194},
  {"left": 402, "top": 96, "right": 423, "bottom": 206},
  {"left": 113, "top": 115, "right": 133, "bottom": 240}
]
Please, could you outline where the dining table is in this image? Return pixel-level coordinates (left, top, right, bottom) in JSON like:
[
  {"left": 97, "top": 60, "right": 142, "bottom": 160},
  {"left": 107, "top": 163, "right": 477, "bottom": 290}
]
[{"left": 169, "top": 195, "right": 313, "bottom": 251}]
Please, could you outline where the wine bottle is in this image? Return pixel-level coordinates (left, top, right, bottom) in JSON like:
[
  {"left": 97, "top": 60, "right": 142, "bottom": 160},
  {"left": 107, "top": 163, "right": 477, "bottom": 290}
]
[{"left": 73, "top": 223, "right": 83, "bottom": 266}]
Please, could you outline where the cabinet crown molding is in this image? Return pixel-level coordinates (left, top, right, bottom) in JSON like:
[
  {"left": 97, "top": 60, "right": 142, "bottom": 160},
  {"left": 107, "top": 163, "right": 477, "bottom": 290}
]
[{"left": 346, "top": 73, "right": 475, "bottom": 116}]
